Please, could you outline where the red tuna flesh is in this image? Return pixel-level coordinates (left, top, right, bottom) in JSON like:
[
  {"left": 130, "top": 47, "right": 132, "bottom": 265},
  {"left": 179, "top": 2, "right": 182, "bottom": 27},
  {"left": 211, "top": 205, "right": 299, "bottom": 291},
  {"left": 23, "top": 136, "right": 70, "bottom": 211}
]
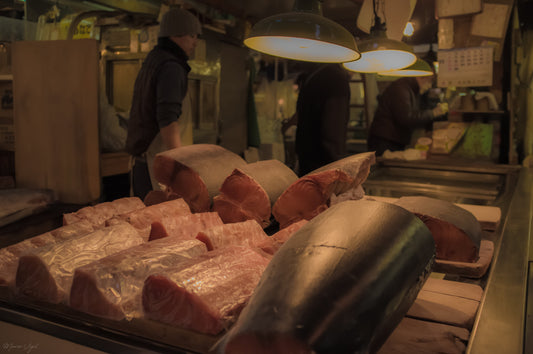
[
  {"left": 394, "top": 196, "right": 482, "bottom": 262},
  {"left": 142, "top": 246, "right": 270, "bottom": 335},
  {"left": 272, "top": 152, "right": 375, "bottom": 228},
  {"left": 16, "top": 223, "right": 144, "bottom": 304},
  {"left": 69, "top": 238, "right": 207, "bottom": 320},
  {"left": 106, "top": 198, "right": 191, "bottom": 240},
  {"left": 213, "top": 160, "right": 298, "bottom": 228},
  {"left": 149, "top": 212, "right": 223, "bottom": 241},
  {"left": 63, "top": 197, "right": 145, "bottom": 227},
  {"left": 195, "top": 220, "right": 270, "bottom": 251},
  {"left": 257, "top": 219, "right": 308, "bottom": 255},
  {"left": 0, "top": 220, "right": 95, "bottom": 287},
  {"left": 152, "top": 144, "right": 247, "bottom": 212}
]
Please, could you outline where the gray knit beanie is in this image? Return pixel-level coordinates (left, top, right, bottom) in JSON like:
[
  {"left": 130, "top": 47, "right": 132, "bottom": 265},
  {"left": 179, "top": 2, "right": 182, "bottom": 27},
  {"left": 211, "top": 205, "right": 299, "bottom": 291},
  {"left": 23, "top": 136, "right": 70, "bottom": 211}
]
[{"left": 158, "top": 8, "right": 202, "bottom": 38}]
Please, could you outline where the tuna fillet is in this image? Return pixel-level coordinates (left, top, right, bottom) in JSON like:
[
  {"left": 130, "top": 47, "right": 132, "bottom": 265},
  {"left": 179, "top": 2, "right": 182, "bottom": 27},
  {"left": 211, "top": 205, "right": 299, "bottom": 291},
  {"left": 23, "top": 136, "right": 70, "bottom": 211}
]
[
  {"left": 0, "top": 220, "right": 96, "bottom": 287},
  {"left": 394, "top": 196, "right": 482, "bottom": 262},
  {"left": 15, "top": 223, "right": 144, "bottom": 304},
  {"left": 149, "top": 212, "right": 224, "bottom": 241},
  {"left": 143, "top": 190, "right": 181, "bottom": 206},
  {"left": 63, "top": 197, "right": 145, "bottom": 227},
  {"left": 219, "top": 200, "right": 435, "bottom": 354},
  {"left": 213, "top": 160, "right": 298, "bottom": 228},
  {"left": 195, "top": 220, "right": 271, "bottom": 251},
  {"left": 69, "top": 238, "right": 207, "bottom": 320},
  {"left": 272, "top": 152, "right": 375, "bottom": 228},
  {"left": 105, "top": 198, "right": 191, "bottom": 240},
  {"left": 257, "top": 219, "right": 309, "bottom": 255},
  {"left": 142, "top": 246, "right": 270, "bottom": 335},
  {"left": 152, "top": 144, "right": 247, "bottom": 212}
]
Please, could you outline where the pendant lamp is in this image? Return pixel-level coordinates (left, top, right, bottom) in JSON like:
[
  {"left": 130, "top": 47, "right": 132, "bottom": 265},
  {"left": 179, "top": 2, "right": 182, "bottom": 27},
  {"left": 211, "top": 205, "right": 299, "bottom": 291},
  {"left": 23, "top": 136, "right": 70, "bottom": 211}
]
[
  {"left": 243, "top": 0, "right": 361, "bottom": 63},
  {"left": 378, "top": 58, "right": 433, "bottom": 77},
  {"left": 343, "top": 11, "right": 416, "bottom": 73}
]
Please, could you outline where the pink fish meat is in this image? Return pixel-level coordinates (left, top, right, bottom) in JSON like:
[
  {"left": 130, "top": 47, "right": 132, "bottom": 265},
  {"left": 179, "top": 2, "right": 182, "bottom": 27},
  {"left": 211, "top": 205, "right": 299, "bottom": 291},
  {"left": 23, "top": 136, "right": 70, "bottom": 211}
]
[
  {"left": 195, "top": 220, "right": 271, "bottom": 251},
  {"left": 63, "top": 197, "right": 145, "bottom": 227},
  {"left": 0, "top": 220, "right": 95, "bottom": 287},
  {"left": 152, "top": 144, "right": 247, "bottom": 212},
  {"left": 69, "top": 238, "right": 207, "bottom": 320},
  {"left": 106, "top": 198, "right": 191, "bottom": 240},
  {"left": 272, "top": 152, "right": 375, "bottom": 228},
  {"left": 213, "top": 160, "right": 298, "bottom": 228},
  {"left": 142, "top": 246, "right": 270, "bottom": 335},
  {"left": 148, "top": 212, "right": 223, "bottom": 241},
  {"left": 16, "top": 223, "right": 144, "bottom": 304}
]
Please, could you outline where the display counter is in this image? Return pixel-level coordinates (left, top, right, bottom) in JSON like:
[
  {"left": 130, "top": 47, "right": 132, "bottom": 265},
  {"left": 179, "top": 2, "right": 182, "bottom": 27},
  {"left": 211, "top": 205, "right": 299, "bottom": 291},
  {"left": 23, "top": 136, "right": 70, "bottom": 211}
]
[{"left": 0, "top": 160, "right": 530, "bottom": 353}]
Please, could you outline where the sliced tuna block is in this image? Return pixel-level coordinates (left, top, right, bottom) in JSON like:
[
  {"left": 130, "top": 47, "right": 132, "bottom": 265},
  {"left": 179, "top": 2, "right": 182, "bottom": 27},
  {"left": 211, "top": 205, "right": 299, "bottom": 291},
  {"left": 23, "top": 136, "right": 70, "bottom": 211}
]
[
  {"left": 142, "top": 246, "right": 270, "bottom": 335},
  {"left": 106, "top": 198, "right": 191, "bottom": 240},
  {"left": 394, "top": 196, "right": 482, "bottom": 263},
  {"left": 15, "top": 223, "right": 144, "bottom": 304},
  {"left": 63, "top": 197, "right": 145, "bottom": 227},
  {"left": 212, "top": 160, "right": 298, "bottom": 228},
  {"left": 70, "top": 238, "right": 207, "bottom": 320},
  {"left": 195, "top": 220, "right": 271, "bottom": 251},
  {"left": 219, "top": 199, "right": 435, "bottom": 354},
  {"left": 272, "top": 151, "right": 375, "bottom": 228},
  {"left": 0, "top": 220, "right": 96, "bottom": 287},
  {"left": 143, "top": 190, "right": 180, "bottom": 206},
  {"left": 257, "top": 219, "right": 308, "bottom": 255},
  {"left": 148, "top": 212, "right": 223, "bottom": 241},
  {"left": 152, "top": 144, "right": 247, "bottom": 212}
]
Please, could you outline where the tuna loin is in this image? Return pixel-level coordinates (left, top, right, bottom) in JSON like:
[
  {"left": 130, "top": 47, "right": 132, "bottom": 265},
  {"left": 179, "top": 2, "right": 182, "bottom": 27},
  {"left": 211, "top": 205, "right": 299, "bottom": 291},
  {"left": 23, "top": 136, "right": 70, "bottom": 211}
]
[
  {"left": 142, "top": 246, "right": 270, "bottom": 335},
  {"left": 394, "top": 196, "right": 482, "bottom": 262},
  {"left": 15, "top": 223, "right": 144, "bottom": 304},
  {"left": 152, "top": 144, "right": 247, "bottom": 212},
  {"left": 69, "top": 238, "right": 207, "bottom": 320},
  {"left": 195, "top": 220, "right": 271, "bottom": 251},
  {"left": 272, "top": 151, "right": 375, "bottom": 228},
  {"left": 213, "top": 160, "right": 298, "bottom": 227},
  {"left": 106, "top": 198, "right": 191, "bottom": 240},
  {"left": 149, "top": 212, "right": 224, "bottom": 241},
  {"left": 63, "top": 197, "right": 145, "bottom": 227},
  {"left": 220, "top": 199, "right": 435, "bottom": 354},
  {"left": 0, "top": 220, "right": 96, "bottom": 287}
]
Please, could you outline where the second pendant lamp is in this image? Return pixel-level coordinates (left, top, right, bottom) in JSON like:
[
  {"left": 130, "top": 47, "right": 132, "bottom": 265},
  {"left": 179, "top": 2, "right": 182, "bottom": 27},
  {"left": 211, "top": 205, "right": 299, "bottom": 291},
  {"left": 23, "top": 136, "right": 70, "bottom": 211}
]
[{"left": 343, "top": 4, "right": 416, "bottom": 73}]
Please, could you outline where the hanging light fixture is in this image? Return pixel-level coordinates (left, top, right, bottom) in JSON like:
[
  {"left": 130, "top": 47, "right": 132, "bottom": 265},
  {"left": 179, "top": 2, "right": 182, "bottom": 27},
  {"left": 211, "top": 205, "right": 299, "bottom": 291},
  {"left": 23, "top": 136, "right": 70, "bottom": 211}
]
[
  {"left": 378, "top": 58, "right": 434, "bottom": 77},
  {"left": 343, "top": 0, "right": 416, "bottom": 73},
  {"left": 243, "top": 0, "right": 361, "bottom": 63}
]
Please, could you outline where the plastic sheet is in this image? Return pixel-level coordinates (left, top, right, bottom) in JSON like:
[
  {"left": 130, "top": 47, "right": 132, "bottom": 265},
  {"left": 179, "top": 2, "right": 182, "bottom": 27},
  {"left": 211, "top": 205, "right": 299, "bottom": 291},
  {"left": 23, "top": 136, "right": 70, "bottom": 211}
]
[
  {"left": 70, "top": 238, "right": 208, "bottom": 320},
  {"left": 16, "top": 222, "right": 144, "bottom": 304}
]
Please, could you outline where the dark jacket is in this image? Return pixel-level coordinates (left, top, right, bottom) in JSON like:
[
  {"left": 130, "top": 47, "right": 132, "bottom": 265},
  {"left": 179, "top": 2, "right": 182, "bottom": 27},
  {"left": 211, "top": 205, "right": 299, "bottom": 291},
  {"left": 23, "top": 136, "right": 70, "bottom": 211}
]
[
  {"left": 368, "top": 77, "right": 434, "bottom": 147},
  {"left": 295, "top": 64, "right": 351, "bottom": 176},
  {"left": 126, "top": 38, "right": 191, "bottom": 157}
]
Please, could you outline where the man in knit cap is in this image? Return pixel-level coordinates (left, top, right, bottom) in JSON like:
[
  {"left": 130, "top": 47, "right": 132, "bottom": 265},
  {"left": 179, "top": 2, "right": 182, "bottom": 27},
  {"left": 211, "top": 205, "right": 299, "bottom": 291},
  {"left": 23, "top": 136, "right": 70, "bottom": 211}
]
[{"left": 126, "top": 7, "right": 202, "bottom": 200}]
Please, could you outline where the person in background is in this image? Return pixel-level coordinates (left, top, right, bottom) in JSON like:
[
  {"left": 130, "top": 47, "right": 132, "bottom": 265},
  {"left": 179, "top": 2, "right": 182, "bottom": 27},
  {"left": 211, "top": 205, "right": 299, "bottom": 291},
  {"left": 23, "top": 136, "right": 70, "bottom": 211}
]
[
  {"left": 295, "top": 63, "right": 351, "bottom": 176},
  {"left": 126, "top": 8, "right": 201, "bottom": 200},
  {"left": 367, "top": 69, "right": 448, "bottom": 156}
]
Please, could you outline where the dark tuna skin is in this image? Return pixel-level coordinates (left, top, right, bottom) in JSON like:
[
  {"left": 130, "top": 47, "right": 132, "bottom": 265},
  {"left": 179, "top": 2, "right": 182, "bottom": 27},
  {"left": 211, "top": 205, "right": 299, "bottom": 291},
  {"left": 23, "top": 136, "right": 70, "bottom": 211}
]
[{"left": 219, "top": 199, "right": 435, "bottom": 354}]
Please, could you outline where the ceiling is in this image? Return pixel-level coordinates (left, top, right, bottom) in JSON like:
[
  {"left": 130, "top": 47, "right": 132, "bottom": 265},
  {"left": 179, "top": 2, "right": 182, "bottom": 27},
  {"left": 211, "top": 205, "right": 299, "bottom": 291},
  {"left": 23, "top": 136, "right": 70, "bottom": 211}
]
[{"left": 192, "top": 0, "right": 439, "bottom": 45}]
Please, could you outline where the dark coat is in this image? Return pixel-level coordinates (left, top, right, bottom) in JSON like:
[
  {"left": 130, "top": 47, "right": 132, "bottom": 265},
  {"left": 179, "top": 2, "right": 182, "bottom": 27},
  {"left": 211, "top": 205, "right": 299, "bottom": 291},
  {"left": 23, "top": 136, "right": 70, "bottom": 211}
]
[
  {"left": 368, "top": 77, "right": 434, "bottom": 148},
  {"left": 295, "top": 64, "right": 351, "bottom": 176}
]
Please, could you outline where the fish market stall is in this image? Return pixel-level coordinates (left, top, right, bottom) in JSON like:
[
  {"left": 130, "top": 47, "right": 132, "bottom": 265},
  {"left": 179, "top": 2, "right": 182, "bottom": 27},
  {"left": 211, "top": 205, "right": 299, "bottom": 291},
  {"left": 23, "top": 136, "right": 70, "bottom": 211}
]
[{"left": 0, "top": 155, "right": 530, "bottom": 354}]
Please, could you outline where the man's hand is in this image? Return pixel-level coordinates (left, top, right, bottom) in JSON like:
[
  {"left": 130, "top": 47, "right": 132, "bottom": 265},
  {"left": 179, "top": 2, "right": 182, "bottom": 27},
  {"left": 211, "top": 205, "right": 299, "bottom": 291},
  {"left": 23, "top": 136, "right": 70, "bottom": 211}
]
[{"left": 432, "top": 102, "right": 449, "bottom": 117}]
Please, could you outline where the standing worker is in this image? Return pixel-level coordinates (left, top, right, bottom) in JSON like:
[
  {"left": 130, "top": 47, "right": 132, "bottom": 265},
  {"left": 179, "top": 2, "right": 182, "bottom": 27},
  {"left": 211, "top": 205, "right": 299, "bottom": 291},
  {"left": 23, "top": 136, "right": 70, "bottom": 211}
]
[
  {"left": 126, "top": 8, "right": 202, "bottom": 199},
  {"left": 295, "top": 63, "right": 351, "bottom": 176},
  {"left": 367, "top": 70, "right": 448, "bottom": 156}
]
